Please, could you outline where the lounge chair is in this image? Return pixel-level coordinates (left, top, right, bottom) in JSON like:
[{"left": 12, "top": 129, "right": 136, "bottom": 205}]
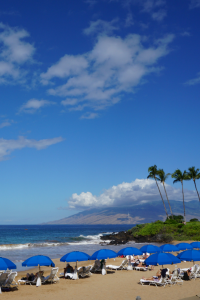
[
  {"left": 78, "top": 266, "right": 92, "bottom": 278},
  {"left": 18, "top": 274, "right": 38, "bottom": 285},
  {"left": 3, "top": 272, "right": 18, "bottom": 288},
  {"left": 60, "top": 267, "right": 80, "bottom": 280},
  {"left": 90, "top": 262, "right": 102, "bottom": 273},
  {"left": 168, "top": 270, "right": 183, "bottom": 286},
  {"left": 106, "top": 259, "right": 128, "bottom": 271},
  {"left": 134, "top": 265, "right": 148, "bottom": 271},
  {"left": 140, "top": 276, "right": 166, "bottom": 287},
  {"left": 42, "top": 268, "right": 59, "bottom": 284},
  {"left": 180, "top": 265, "right": 199, "bottom": 280},
  {"left": 0, "top": 272, "right": 10, "bottom": 287}
]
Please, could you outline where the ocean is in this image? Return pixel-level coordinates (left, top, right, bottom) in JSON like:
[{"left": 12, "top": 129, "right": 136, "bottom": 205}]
[{"left": 0, "top": 224, "right": 150, "bottom": 271}]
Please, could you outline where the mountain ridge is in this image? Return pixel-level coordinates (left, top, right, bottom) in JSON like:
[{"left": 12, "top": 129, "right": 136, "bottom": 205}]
[{"left": 42, "top": 200, "right": 200, "bottom": 225}]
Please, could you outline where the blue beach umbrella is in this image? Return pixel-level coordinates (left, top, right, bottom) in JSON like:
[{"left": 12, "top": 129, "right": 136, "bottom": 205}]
[
  {"left": 90, "top": 249, "right": 117, "bottom": 260},
  {"left": 140, "top": 244, "right": 161, "bottom": 254},
  {"left": 0, "top": 257, "right": 16, "bottom": 270},
  {"left": 22, "top": 255, "right": 55, "bottom": 287},
  {"left": 145, "top": 252, "right": 181, "bottom": 267},
  {"left": 177, "top": 250, "right": 200, "bottom": 262},
  {"left": 22, "top": 255, "right": 55, "bottom": 268},
  {"left": 190, "top": 242, "right": 200, "bottom": 249},
  {"left": 60, "top": 251, "right": 90, "bottom": 263},
  {"left": 160, "top": 244, "right": 179, "bottom": 252},
  {"left": 176, "top": 243, "right": 193, "bottom": 251},
  {"left": 117, "top": 247, "right": 142, "bottom": 257},
  {"left": 165, "top": 253, "right": 181, "bottom": 264}
]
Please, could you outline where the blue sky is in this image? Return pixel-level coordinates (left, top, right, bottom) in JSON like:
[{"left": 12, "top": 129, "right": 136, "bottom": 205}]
[{"left": 0, "top": 0, "right": 200, "bottom": 224}]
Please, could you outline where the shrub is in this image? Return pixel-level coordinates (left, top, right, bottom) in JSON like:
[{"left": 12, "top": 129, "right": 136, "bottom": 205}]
[{"left": 190, "top": 218, "right": 199, "bottom": 222}]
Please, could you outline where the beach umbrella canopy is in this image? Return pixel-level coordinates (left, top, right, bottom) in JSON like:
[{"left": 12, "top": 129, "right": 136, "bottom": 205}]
[
  {"left": 177, "top": 250, "right": 200, "bottom": 262},
  {"left": 60, "top": 251, "right": 90, "bottom": 262},
  {"left": 165, "top": 253, "right": 181, "bottom": 264},
  {"left": 140, "top": 245, "right": 161, "bottom": 254},
  {"left": 0, "top": 257, "right": 16, "bottom": 270},
  {"left": 176, "top": 243, "right": 193, "bottom": 250},
  {"left": 190, "top": 242, "right": 200, "bottom": 249},
  {"left": 160, "top": 244, "right": 179, "bottom": 252},
  {"left": 117, "top": 247, "right": 143, "bottom": 256},
  {"left": 22, "top": 255, "right": 55, "bottom": 267},
  {"left": 90, "top": 249, "right": 117, "bottom": 260},
  {"left": 145, "top": 252, "right": 181, "bottom": 266}
]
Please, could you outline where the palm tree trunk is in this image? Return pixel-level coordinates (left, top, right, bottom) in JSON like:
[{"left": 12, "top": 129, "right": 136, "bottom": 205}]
[
  {"left": 193, "top": 179, "right": 200, "bottom": 202},
  {"left": 154, "top": 177, "right": 169, "bottom": 218},
  {"left": 163, "top": 182, "right": 173, "bottom": 218},
  {"left": 181, "top": 180, "right": 186, "bottom": 223}
]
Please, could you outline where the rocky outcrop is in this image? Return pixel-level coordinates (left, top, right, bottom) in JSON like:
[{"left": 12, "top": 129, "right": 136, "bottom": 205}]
[{"left": 100, "top": 231, "right": 173, "bottom": 245}]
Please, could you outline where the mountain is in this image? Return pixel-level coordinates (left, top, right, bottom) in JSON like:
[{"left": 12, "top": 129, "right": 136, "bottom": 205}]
[{"left": 43, "top": 200, "right": 200, "bottom": 225}]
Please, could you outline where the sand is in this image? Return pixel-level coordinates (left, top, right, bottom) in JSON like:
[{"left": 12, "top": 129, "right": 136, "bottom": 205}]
[{"left": 2, "top": 241, "right": 200, "bottom": 300}]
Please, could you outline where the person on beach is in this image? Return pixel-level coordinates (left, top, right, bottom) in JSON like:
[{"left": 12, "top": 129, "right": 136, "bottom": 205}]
[
  {"left": 183, "top": 269, "right": 191, "bottom": 281},
  {"left": 64, "top": 263, "right": 74, "bottom": 276},
  {"left": 100, "top": 259, "right": 105, "bottom": 269},
  {"left": 136, "top": 261, "right": 154, "bottom": 270},
  {"left": 142, "top": 269, "right": 162, "bottom": 282}
]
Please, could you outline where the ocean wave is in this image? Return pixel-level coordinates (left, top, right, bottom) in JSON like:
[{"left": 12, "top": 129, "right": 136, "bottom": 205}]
[
  {"left": 0, "top": 242, "right": 69, "bottom": 250},
  {"left": 67, "top": 232, "right": 113, "bottom": 245},
  {"left": 0, "top": 232, "right": 113, "bottom": 250}
]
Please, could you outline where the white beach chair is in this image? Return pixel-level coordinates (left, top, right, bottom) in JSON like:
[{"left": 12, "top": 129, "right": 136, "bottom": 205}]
[
  {"left": 169, "top": 270, "right": 183, "bottom": 285},
  {"left": 90, "top": 261, "right": 102, "bottom": 273},
  {"left": 140, "top": 276, "right": 166, "bottom": 287},
  {"left": 106, "top": 259, "right": 128, "bottom": 271},
  {"left": 3, "top": 272, "right": 18, "bottom": 288},
  {"left": 134, "top": 265, "right": 148, "bottom": 271},
  {"left": 0, "top": 272, "right": 10, "bottom": 286},
  {"left": 78, "top": 266, "right": 92, "bottom": 278},
  {"left": 18, "top": 274, "right": 38, "bottom": 285},
  {"left": 42, "top": 267, "right": 59, "bottom": 284},
  {"left": 0, "top": 272, "right": 10, "bottom": 292},
  {"left": 60, "top": 268, "right": 79, "bottom": 280}
]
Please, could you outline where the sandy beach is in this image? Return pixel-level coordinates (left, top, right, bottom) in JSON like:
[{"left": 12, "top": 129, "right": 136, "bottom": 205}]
[{"left": 2, "top": 246, "right": 200, "bottom": 300}]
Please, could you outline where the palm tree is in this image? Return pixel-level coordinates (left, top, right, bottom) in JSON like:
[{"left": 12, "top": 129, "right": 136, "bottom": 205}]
[
  {"left": 157, "top": 169, "right": 173, "bottom": 218},
  {"left": 147, "top": 165, "right": 169, "bottom": 219},
  {"left": 171, "top": 169, "right": 188, "bottom": 223},
  {"left": 186, "top": 167, "right": 200, "bottom": 202}
]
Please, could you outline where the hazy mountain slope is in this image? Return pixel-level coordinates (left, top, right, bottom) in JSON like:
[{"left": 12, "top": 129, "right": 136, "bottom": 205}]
[{"left": 43, "top": 200, "right": 200, "bottom": 225}]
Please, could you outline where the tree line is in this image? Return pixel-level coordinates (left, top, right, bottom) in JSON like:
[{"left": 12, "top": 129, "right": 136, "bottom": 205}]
[{"left": 147, "top": 165, "right": 200, "bottom": 222}]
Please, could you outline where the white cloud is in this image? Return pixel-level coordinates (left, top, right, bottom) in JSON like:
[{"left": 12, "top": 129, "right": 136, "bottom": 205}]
[
  {"left": 152, "top": 9, "right": 167, "bottom": 21},
  {"left": 19, "top": 99, "right": 56, "bottom": 114},
  {"left": 125, "top": 0, "right": 167, "bottom": 21},
  {"left": 68, "top": 179, "right": 198, "bottom": 209},
  {"left": 0, "top": 23, "right": 35, "bottom": 83},
  {"left": 125, "top": 12, "right": 134, "bottom": 27},
  {"left": 41, "top": 33, "right": 174, "bottom": 117},
  {"left": 190, "top": 0, "right": 200, "bottom": 9},
  {"left": 80, "top": 112, "right": 99, "bottom": 119},
  {"left": 0, "top": 136, "right": 64, "bottom": 161},
  {"left": 181, "top": 31, "right": 191, "bottom": 37},
  {"left": 0, "top": 120, "right": 12, "bottom": 129},
  {"left": 185, "top": 72, "right": 200, "bottom": 85},
  {"left": 85, "top": 0, "right": 97, "bottom": 6},
  {"left": 83, "top": 19, "right": 119, "bottom": 36},
  {"left": 41, "top": 55, "right": 88, "bottom": 85},
  {"left": 61, "top": 98, "right": 78, "bottom": 106}
]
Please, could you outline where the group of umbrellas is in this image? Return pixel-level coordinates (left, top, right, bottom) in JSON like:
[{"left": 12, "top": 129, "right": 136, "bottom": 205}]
[{"left": 1, "top": 241, "right": 200, "bottom": 275}]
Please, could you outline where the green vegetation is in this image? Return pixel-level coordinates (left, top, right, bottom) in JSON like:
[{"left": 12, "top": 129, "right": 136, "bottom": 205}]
[{"left": 128, "top": 216, "right": 200, "bottom": 242}]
